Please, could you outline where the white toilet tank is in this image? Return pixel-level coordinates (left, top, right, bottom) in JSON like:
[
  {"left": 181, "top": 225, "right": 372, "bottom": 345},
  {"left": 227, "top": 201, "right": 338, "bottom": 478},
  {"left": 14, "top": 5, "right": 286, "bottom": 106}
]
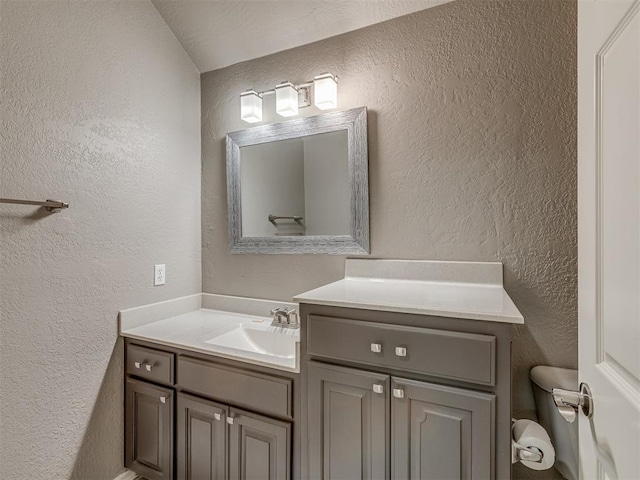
[{"left": 530, "top": 366, "right": 579, "bottom": 480}]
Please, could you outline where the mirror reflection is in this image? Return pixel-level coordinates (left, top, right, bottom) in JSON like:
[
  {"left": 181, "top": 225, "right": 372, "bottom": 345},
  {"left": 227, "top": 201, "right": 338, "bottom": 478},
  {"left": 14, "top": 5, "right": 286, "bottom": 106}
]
[{"left": 240, "top": 130, "right": 349, "bottom": 237}]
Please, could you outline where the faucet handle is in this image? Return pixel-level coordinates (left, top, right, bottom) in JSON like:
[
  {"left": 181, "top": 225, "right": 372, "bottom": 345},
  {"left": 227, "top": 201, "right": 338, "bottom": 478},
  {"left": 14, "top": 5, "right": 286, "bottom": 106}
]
[{"left": 287, "top": 309, "right": 298, "bottom": 324}]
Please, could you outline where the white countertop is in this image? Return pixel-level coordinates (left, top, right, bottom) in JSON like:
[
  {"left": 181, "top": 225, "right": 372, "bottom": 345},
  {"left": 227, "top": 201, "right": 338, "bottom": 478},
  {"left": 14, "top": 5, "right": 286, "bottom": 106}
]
[
  {"left": 294, "top": 259, "right": 524, "bottom": 324},
  {"left": 119, "top": 294, "right": 300, "bottom": 372}
]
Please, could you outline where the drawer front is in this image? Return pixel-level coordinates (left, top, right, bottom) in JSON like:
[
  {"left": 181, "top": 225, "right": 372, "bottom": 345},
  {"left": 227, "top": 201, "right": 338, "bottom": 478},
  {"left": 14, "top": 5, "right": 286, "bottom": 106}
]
[
  {"left": 307, "top": 315, "right": 496, "bottom": 386},
  {"left": 127, "top": 344, "right": 175, "bottom": 385},
  {"left": 177, "top": 356, "right": 293, "bottom": 418}
]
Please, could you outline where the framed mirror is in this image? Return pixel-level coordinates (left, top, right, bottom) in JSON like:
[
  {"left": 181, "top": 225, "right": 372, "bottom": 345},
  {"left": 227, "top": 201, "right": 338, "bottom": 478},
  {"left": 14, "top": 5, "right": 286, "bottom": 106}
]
[{"left": 226, "top": 107, "right": 369, "bottom": 254}]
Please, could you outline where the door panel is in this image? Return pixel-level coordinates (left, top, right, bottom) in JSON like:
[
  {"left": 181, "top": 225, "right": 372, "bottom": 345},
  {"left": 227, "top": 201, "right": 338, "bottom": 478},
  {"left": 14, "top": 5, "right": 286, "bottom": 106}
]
[
  {"left": 307, "top": 361, "right": 390, "bottom": 480},
  {"left": 391, "top": 377, "right": 494, "bottom": 480},
  {"left": 177, "top": 392, "right": 228, "bottom": 480},
  {"left": 579, "top": 1, "right": 640, "bottom": 478},
  {"left": 125, "top": 378, "right": 174, "bottom": 480},
  {"left": 228, "top": 408, "right": 291, "bottom": 480}
]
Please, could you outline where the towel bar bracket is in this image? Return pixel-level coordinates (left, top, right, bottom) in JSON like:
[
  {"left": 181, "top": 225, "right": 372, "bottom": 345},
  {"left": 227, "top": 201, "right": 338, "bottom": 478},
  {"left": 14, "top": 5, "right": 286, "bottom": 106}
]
[{"left": 0, "top": 198, "right": 69, "bottom": 213}]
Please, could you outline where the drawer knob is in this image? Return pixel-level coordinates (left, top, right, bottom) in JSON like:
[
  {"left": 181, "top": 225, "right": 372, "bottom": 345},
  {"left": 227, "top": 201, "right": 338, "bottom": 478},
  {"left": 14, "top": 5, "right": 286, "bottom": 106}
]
[
  {"left": 393, "top": 388, "right": 405, "bottom": 399},
  {"left": 373, "top": 383, "right": 384, "bottom": 394},
  {"left": 145, "top": 363, "right": 153, "bottom": 372},
  {"left": 134, "top": 361, "right": 142, "bottom": 369},
  {"left": 159, "top": 396, "right": 167, "bottom": 404},
  {"left": 395, "top": 346, "right": 407, "bottom": 357},
  {"left": 370, "top": 343, "right": 382, "bottom": 353},
  {"left": 214, "top": 413, "right": 222, "bottom": 421}
]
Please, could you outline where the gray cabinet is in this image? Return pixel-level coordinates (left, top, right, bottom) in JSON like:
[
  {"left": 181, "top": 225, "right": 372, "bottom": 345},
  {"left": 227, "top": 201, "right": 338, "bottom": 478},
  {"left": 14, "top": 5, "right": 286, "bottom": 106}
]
[
  {"left": 229, "top": 409, "right": 291, "bottom": 480},
  {"left": 177, "top": 395, "right": 291, "bottom": 480},
  {"left": 301, "top": 305, "right": 513, "bottom": 480},
  {"left": 391, "top": 378, "right": 495, "bottom": 480},
  {"left": 124, "top": 339, "right": 298, "bottom": 480},
  {"left": 307, "top": 362, "right": 389, "bottom": 480},
  {"left": 306, "top": 363, "right": 496, "bottom": 480},
  {"left": 125, "top": 377, "right": 174, "bottom": 480},
  {"left": 177, "top": 393, "right": 228, "bottom": 480}
]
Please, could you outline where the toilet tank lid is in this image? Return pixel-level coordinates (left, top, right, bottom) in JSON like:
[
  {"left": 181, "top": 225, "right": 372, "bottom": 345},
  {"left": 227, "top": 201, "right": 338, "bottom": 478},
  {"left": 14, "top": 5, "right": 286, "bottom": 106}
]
[{"left": 530, "top": 366, "right": 578, "bottom": 393}]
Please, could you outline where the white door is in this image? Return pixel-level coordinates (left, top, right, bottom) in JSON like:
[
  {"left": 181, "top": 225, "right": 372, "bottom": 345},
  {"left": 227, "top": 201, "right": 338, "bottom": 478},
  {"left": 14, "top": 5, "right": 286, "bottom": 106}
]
[{"left": 578, "top": 0, "right": 640, "bottom": 479}]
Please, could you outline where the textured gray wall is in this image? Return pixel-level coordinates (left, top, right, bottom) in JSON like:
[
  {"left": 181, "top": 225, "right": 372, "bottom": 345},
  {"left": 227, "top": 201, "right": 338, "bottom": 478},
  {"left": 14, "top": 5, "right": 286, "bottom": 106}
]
[
  {"left": 202, "top": 0, "right": 577, "bottom": 434},
  {"left": 0, "top": 1, "right": 201, "bottom": 479}
]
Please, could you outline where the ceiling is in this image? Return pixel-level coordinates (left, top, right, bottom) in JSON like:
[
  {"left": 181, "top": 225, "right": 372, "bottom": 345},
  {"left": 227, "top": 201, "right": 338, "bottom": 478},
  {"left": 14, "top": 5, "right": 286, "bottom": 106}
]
[{"left": 151, "top": 0, "right": 453, "bottom": 73}]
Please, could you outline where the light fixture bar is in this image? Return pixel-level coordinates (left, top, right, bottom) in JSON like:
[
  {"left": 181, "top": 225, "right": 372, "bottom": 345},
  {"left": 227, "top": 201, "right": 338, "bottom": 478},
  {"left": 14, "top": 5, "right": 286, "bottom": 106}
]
[{"left": 240, "top": 73, "right": 339, "bottom": 123}]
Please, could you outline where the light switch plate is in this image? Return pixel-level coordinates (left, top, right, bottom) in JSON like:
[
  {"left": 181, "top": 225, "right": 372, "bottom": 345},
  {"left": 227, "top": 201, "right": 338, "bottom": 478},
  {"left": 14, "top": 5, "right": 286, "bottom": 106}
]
[{"left": 154, "top": 264, "right": 166, "bottom": 286}]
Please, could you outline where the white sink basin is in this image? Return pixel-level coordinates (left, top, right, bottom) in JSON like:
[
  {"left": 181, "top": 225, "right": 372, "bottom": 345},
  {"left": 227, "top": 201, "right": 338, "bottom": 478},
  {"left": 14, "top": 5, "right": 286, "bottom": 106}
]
[{"left": 205, "top": 323, "right": 299, "bottom": 359}]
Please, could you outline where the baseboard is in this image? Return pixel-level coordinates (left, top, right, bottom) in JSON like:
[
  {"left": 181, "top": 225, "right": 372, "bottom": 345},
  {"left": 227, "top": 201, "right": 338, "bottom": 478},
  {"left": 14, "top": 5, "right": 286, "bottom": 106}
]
[{"left": 113, "top": 470, "right": 141, "bottom": 480}]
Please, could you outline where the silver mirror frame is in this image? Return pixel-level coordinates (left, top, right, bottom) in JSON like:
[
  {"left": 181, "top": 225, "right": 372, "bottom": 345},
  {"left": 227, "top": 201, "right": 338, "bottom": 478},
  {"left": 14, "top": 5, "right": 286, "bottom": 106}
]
[{"left": 226, "top": 107, "right": 369, "bottom": 254}]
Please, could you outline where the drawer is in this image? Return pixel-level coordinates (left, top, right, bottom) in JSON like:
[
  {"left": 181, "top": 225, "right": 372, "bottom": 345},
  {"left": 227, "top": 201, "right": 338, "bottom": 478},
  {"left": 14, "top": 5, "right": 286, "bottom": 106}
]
[
  {"left": 307, "top": 315, "right": 496, "bottom": 386},
  {"left": 126, "top": 344, "right": 175, "bottom": 385},
  {"left": 178, "top": 356, "right": 293, "bottom": 419}
]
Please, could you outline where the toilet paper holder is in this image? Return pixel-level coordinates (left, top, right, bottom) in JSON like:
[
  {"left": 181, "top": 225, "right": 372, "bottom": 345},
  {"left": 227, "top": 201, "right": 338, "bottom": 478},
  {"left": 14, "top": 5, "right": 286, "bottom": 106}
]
[
  {"left": 512, "top": 441, "right": 544, "bottom": 464},
  {"left": 511, "top": 418, "right": 555, "bottom": 469}
]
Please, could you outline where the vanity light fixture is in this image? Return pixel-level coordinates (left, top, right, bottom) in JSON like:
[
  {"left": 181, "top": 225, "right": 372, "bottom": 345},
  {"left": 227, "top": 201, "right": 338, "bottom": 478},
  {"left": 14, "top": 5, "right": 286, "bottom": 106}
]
[
  {"left": 275, "top": 81, "right": 299, "bottom": 117},
  {"left": 313, "top": 73, "right": 338, "bottom": 110},
  {"left": 240, "top": 90, "right": 263, "bottom": 123},
  {"left": 240, "top": 73, "right": 339, "bottom": 123}
]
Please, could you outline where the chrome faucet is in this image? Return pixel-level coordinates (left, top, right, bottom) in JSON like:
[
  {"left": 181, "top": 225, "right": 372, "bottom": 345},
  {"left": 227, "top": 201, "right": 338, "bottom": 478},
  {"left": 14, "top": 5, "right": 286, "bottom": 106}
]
[{"left": 270, "top": 307, "right": 299, "bottom": 329}]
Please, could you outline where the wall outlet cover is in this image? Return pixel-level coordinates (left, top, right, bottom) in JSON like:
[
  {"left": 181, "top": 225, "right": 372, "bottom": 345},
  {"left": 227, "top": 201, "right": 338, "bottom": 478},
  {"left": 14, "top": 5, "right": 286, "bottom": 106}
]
[{"left": 154, "top": 264, "right": 166, "bottom": 286}]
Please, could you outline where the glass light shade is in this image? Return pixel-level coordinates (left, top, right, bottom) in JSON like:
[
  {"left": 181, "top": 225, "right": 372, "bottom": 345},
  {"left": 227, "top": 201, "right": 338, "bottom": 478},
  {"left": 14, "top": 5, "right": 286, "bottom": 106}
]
[
  {"left": 275, "top": 82, "right": 299, "bottom": 117},
  {"left": 313, "top": 74, "right": 338, "bottom": 110},
  {"left": 240, "top": 90, "right": 262, "bottom": 123}
]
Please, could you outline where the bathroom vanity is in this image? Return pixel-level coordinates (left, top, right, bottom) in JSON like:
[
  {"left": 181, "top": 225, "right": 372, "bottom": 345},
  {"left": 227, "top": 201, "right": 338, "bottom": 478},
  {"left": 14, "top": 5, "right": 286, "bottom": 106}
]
[
  {"left": 120, "top": 296, "right": 302, "bottom": 480},
  {"left": 124, "top": 339, "right": 297, "bottom": 480},
  {"left": 300, "top": 307, "right": 512, "bottom": 479},
  {"left": 120, "top": 260, "right": 523, "bottom": 480},
  {"left": 295, "top": 259, "right": 523, "bottom": 480}
]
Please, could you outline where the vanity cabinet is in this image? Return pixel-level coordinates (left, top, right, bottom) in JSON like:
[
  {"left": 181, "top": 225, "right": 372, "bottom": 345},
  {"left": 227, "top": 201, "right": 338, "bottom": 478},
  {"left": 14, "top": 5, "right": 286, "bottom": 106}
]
[
  {"left": 307, "top": 362, "right": 389, "bottom": 479},
  {"left": 125, "top": 378, "right": 174, "bottom": 480},
  {"left": 391, "top": 378, "right": 494, "bottom": 479},
  {"left": 228, "top": 408, "right": 291, "bottom": 480},
  {"left": 177, "top": 394, "right": 291, "bottom": 480},
  {"left": 307, "top": 362, "right": 494, "bottom": 480},
  {"left": 301, "top": 304, "right": 513, "bottom": 480},
  {"left": 177, "top": 394, "right": 228, "bottom": 480},
  {"left": 124, "top": 338, "right": 298, "bottom": 480}
]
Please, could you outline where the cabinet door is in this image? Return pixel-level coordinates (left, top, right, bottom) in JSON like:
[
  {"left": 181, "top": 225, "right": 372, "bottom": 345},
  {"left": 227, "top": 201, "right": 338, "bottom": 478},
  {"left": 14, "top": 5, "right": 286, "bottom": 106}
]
[
  {"left": 125, "top": 377, "right": 174, "bottom": 480},
  {"left": 228, "top": 408, "right": 291, "bottom": 480},
  {"left": 177, "top": 392, "right": 228, "bottom": 480},
  {"left": 307, "top": 361, "right": 390, "bottom": 480},
  {"left": 391, "top": 378, "right": 495, "bottom": 480}
]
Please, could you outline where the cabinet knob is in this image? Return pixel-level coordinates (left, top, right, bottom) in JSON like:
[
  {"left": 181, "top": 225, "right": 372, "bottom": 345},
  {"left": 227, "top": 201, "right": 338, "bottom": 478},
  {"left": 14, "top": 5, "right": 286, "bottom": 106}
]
[
  {"left": 159, "top": 396, "right": 167, "bottom": 404},
  {"left": 370, "top": 343, "right": 382, "bottom": 353},
  {"left": 395, "top": 346, "right": 407, "bottom": 357},
  {"left": 373, "top": 383, "right": 384, "bottom": 394},
  {"left": 393, "top": 388, "right": 405, "bottom": 399},
  {"left": 226, "top": 414, "right": 235, "bottom": 425},
  {"left": 145, "top": 363, "right": 153, "bottom": 372},
  {"left": 214, "top": 413, "right": 222, "bottom": 421}
]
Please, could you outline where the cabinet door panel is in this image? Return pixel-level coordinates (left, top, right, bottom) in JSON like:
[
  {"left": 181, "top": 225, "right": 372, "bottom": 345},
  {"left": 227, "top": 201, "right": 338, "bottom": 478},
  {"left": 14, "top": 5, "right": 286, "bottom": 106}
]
[
  {"left": 392, "top": 378, "right": 495, "bottom": 480},
  {"left": 307, "top": 361, "right": 390, "bottom": 480},
  {"left": 177, "top": 393, "right": 228, "bottom": 480},
  {"left": 229, "top": 408, "right": 291, "bottom": 480},
  {"left": 125, "top": 378, "right": 174, "bottom": 480}
]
